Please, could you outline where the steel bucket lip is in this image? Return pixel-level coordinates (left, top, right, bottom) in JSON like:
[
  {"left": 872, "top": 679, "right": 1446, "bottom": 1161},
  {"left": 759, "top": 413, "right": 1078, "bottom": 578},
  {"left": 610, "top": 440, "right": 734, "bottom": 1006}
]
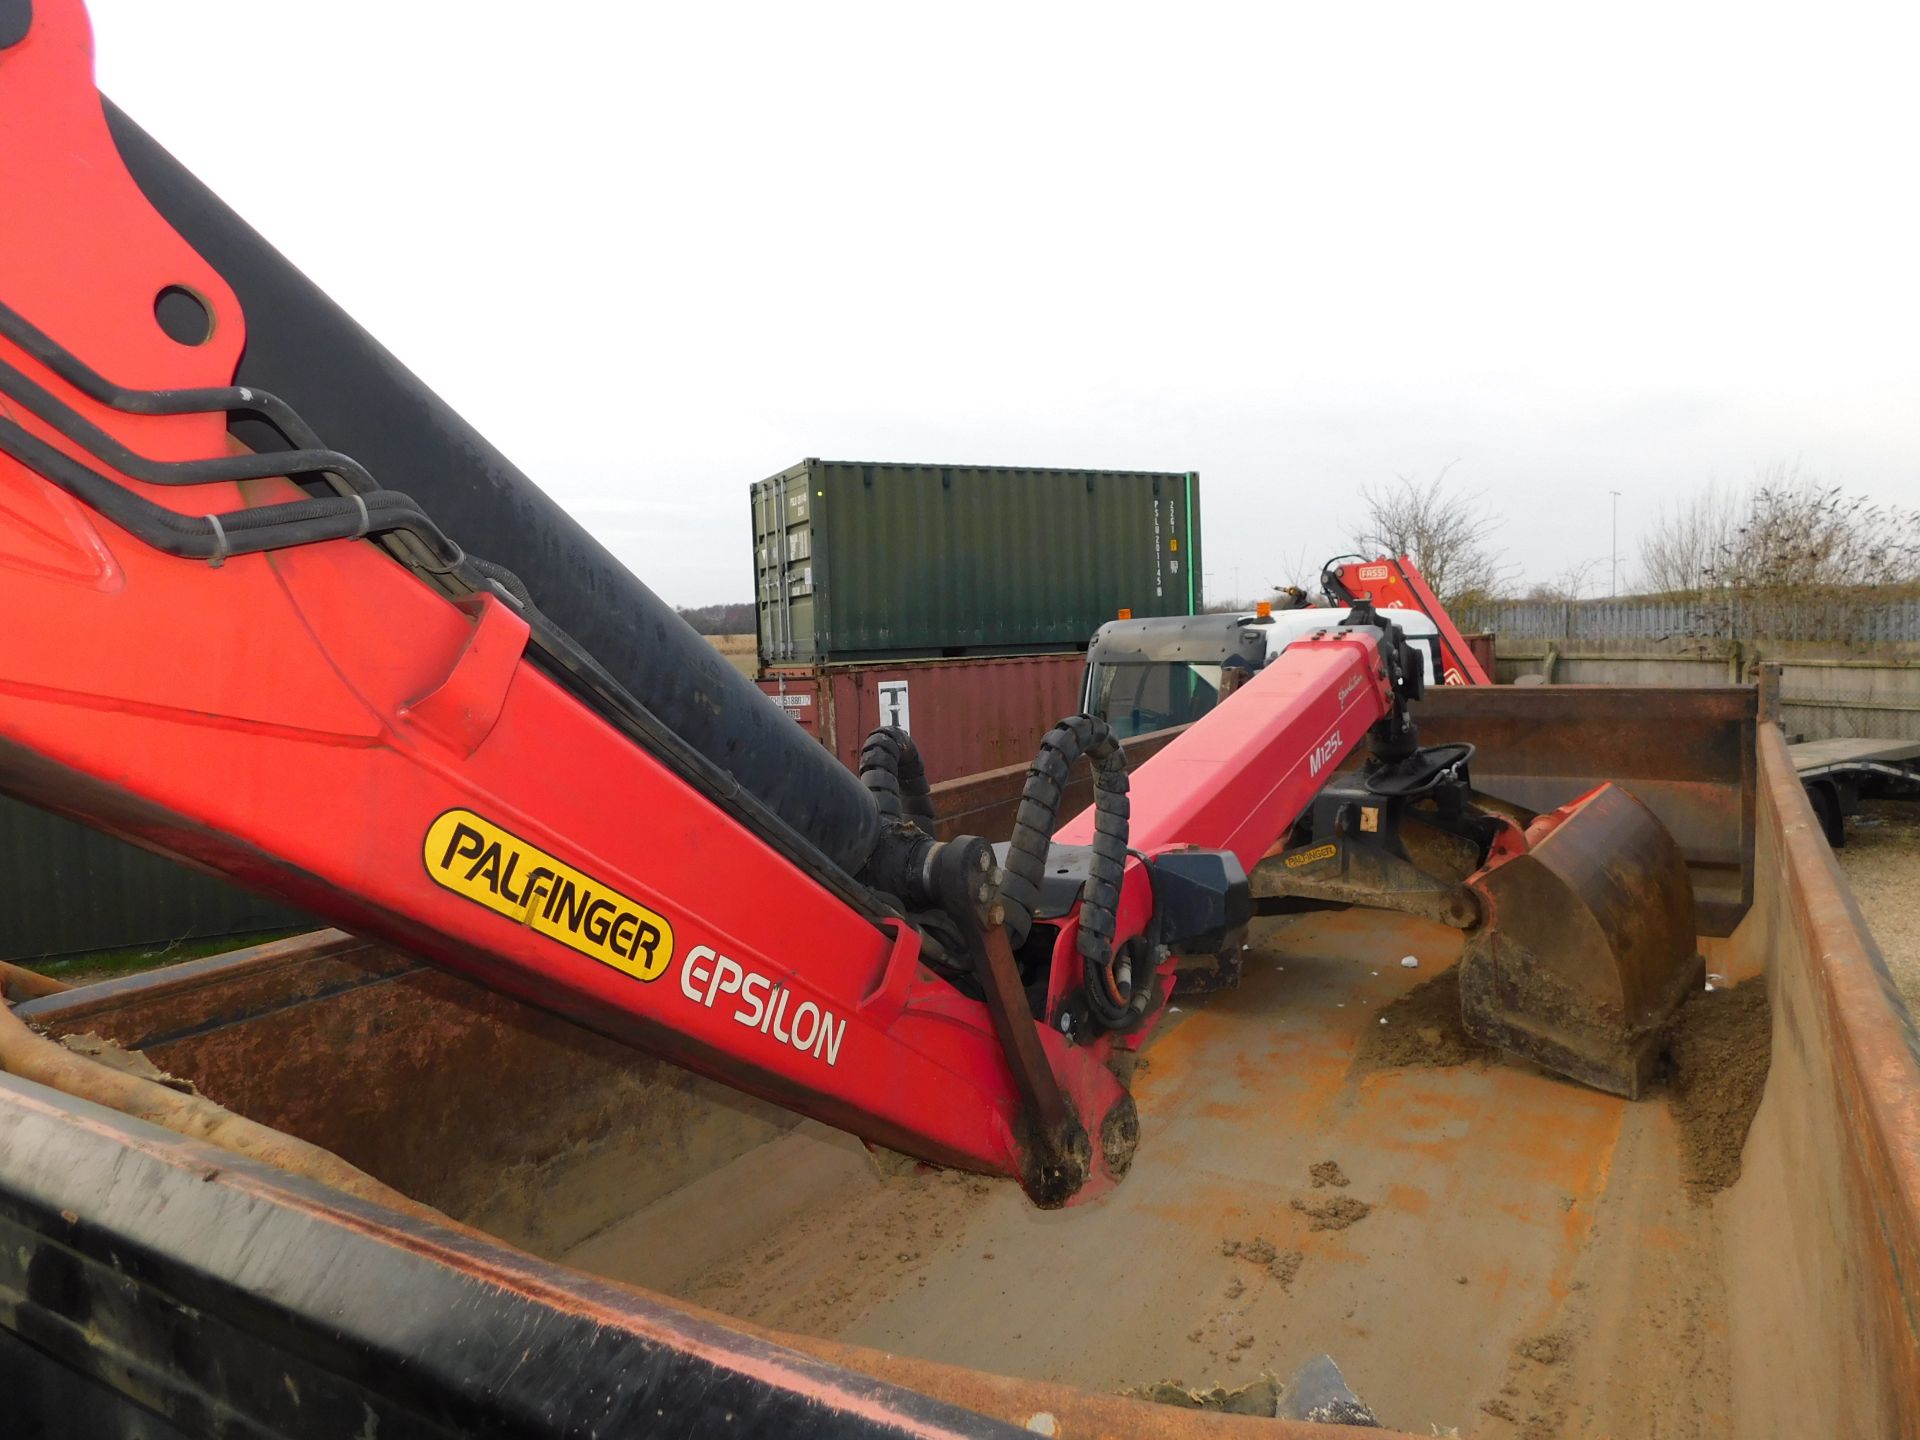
[{"left": 1460, "top": 781, "right": 1703, "bottom": 1099}]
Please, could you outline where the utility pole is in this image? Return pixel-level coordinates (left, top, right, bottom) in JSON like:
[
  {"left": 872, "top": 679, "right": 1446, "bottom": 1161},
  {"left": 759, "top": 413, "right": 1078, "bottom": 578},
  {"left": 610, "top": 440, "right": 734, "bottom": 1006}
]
[{"left": 1610, "top": 490, "right": 1622, "bottom": 597}]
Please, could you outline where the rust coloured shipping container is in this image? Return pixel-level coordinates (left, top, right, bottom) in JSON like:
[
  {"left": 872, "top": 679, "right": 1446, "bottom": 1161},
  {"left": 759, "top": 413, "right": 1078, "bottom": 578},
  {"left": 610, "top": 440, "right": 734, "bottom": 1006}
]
[
  {"left": 758, "top": 653, "right": 1087, "bottom": 783},
  {"left": 1464, "top": 631, "right": 1498, "bottom": 679}
]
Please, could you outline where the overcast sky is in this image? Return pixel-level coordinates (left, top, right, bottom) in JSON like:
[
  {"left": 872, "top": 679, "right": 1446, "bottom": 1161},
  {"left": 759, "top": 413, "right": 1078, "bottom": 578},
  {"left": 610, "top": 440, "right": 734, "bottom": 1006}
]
[{"left": 90, "top": 2, "right": 1920, "bottom": 607}]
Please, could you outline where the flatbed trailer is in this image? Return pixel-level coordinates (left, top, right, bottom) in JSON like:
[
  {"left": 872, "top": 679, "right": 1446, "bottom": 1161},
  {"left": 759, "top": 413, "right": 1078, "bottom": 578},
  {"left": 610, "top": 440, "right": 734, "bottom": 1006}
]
[
  {"left": 1791, "top": 737, "right": 1920, "bottom": 845},
  {"left": 2, "top": 685, "right": 1916, "bottom": 1439}
]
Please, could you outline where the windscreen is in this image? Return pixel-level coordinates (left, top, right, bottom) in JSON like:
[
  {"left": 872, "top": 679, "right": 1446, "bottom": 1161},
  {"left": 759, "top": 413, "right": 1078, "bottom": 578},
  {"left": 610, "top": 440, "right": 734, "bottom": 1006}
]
[{"left": 1089, "top": 661, "right": 1225, "bottom": 740}]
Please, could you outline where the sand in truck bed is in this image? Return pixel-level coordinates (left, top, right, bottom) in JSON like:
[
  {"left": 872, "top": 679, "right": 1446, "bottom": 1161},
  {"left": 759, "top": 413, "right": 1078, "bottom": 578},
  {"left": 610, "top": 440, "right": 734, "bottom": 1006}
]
[{"left": 541, "top": 908, "right": 1766, "bottom": 1438}]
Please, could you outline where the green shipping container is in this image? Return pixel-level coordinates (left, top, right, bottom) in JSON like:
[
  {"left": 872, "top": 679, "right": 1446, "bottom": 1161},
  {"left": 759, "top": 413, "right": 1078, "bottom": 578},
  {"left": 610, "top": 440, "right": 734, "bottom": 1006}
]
[{"left": 753, "top": 460, "right": 1202, "bottom": 665}]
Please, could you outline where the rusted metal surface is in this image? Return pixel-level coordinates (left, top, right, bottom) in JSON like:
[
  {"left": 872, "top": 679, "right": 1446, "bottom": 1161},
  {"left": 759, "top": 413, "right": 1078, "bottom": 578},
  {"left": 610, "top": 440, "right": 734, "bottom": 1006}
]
[
  {"left": 12, "top": 913, "right": 1597, "bottom": 1439},
  {"left": 1414, "top": 685, "right": 1757, "bottom": 935},
  {"left": 1459, "top": 783, "right": 1704, "bottom": 1098},
  {"left": 1462, "top": 631, "right": 1497, "bottom": 678},
  {"left": 0, "top": 968, "right": 435, "bottom": 1218},
  {"left": 0, "top": 1073, "right": 1028, "bottom": 1439},
  {"left": 935, "top": 686, "right": 1754, "bottom": 939},
  {"left": 974, "top": 919, "right": 1089, "bottom": 1205},
  {"left": 1253, "top": 833, "right": 1479, "bottom": 929},
  {"left": 761, "top": 653, "right": 1089, "bottom": 786},
  {"left": 17, "top": 931, "right": 808, "bottom": 1255},
  {"left": 23, "top": 683, "right": 1920, "bottom": 1440},
  {"left": 1719, "top": 729, "right": 1920, "bottom": 1438},
  {"left": 767, "top": 1336, "right": 1388, "bottom": 1440},
  {"left": 0, "top": 958, "right": 68, "bottom": 1001}
]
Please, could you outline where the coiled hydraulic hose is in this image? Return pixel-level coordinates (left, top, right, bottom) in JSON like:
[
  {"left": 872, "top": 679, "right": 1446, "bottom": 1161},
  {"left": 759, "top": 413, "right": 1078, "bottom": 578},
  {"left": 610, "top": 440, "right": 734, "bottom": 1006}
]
[
  {"left": 998, "top": 715, "right": 1144, "bottom": 1032},
  {"left": 858, "top": 725, "right": 936, "bottom": 837}
]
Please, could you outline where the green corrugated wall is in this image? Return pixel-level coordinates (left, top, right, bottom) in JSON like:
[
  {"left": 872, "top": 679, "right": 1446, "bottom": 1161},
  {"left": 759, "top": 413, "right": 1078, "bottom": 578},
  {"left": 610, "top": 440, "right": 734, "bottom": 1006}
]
[{"left": 0, "top": 796, "right": 309, "bottom": 961}]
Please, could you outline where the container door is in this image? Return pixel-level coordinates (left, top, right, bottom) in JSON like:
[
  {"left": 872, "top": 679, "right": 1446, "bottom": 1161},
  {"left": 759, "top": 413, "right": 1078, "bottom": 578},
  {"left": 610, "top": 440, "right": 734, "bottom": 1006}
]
[{"left": 753, "top": 472, "right": 818, "bottom": 664}]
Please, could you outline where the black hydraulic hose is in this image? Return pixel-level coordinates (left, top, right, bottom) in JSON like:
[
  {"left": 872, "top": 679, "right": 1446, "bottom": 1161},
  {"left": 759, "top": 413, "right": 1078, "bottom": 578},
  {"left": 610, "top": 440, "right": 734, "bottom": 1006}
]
[
  {"left": 0, "top": 413, "right": 463, "bottom": 569},
  {"left": 0, "top": 347, "right": 378, "bottom": 495},
  {"left": 0, "top": 301, "right": 459, "bottom": 580},
  {"left": 1318, "top": 551, "right": 1367, "bottom": 605},
  {"left": 469, "top": 554, "right": 534, "bottom": 608},
  {"left": 0, "top": 309, "right": 518, "bottom": 590},
  {"left": 0, "top": 296, "right": 327, "bottom": 450},
  {"left": 998, "top": 715, "right": 1138, "bottom": 1032},
  {"left": 858, "top": 726, "right": 936, "bottom": 837}
]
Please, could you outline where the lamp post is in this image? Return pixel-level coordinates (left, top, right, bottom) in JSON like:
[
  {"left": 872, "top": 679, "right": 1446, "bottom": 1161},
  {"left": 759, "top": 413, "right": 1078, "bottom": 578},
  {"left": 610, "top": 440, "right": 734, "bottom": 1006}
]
[{"left": 1610, "top": 490, "right": 1622, "bottom": 597}]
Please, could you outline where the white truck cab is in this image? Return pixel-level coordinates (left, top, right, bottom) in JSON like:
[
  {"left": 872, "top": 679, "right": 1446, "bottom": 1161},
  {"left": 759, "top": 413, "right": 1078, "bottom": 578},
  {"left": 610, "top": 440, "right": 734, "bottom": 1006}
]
[{"left": 1082, "top": 607, "right": 1445, "bottom": 741}]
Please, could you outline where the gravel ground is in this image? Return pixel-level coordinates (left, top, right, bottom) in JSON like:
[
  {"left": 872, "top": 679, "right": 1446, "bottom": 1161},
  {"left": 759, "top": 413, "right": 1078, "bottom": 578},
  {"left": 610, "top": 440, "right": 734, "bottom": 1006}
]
[{"left": 1834, "top": 798, "right": 1920, "bottom": 1016}]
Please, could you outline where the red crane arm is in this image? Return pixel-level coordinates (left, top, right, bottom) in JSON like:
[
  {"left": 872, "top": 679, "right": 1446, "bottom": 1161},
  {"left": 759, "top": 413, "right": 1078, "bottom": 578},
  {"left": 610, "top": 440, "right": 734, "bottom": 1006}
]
[
  {"left": 1060, "top": 630, "right": 1390, "bottom": 872},
  {"left": 0, "top": 0, "right": 1413, "bottom": 1207}
]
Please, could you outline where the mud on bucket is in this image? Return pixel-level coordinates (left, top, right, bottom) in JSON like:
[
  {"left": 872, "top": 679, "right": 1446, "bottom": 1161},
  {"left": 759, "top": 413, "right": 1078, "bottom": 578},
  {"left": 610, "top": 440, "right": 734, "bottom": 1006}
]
[{"left": 1458, "top": 783, "right": 1703, "bottom": 1099}]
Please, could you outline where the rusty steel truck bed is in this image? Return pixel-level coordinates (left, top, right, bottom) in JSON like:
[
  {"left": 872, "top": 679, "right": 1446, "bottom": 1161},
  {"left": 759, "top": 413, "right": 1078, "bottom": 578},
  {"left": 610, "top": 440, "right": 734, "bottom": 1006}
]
[{"left": 2, "top": 687, "right": 1916, "bottom": 1438}]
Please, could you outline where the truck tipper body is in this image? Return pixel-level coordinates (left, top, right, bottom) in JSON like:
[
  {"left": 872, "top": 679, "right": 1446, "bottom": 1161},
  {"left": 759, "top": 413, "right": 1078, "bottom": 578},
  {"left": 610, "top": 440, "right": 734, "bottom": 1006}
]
[{"left": 3, "top": 686, "right": 1917, "bottom": 1439}]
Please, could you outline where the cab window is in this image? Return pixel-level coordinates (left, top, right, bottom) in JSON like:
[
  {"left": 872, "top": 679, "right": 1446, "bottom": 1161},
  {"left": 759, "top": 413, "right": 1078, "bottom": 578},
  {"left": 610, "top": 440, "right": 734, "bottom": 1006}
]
[{"left": 1089, "top": 661, "right": 1224, "bottom": 740}]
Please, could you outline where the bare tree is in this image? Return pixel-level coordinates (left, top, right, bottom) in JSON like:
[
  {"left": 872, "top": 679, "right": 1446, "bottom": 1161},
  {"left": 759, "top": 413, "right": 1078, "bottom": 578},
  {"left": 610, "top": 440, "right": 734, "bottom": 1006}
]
[
  {"left": 1639, "top": 464, "right": 1920, "bottom": 596},
  {"left": 1351, "top": 464, "right": 1512, "bottom": 606},
  {"left": 1524, "top": 557, "right": 1604, "bottom": 602},
  {"left": 1637, "top": 481, "right": 1743, "bottom": 596}
]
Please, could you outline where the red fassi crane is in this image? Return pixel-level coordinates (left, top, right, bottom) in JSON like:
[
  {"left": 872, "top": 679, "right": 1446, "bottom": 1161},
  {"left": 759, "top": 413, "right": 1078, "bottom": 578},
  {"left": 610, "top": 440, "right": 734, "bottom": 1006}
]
[
  {"left": 0, "top": 0, "right": 1700, "bottom": 1207},
  {"left": 1325, "top": 554, "right": 1493, "bottom": 686}
]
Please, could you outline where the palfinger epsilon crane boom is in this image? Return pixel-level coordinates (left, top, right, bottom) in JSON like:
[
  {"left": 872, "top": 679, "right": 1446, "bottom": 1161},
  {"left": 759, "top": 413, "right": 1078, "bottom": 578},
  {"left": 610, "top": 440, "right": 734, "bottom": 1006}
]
[{"left": 0, "top": 0, "right": 1702, "bottom": 1206}]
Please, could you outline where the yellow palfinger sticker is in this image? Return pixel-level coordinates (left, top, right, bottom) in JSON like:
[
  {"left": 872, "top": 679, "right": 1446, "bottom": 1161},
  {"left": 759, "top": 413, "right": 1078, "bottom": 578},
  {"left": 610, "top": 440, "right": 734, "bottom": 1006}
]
[
  {"left": 1284, "top": 843, "right": 1338, "bottom": 870},
  {"left": 423, "top": 809, "right": 673, "bottom": 981}
]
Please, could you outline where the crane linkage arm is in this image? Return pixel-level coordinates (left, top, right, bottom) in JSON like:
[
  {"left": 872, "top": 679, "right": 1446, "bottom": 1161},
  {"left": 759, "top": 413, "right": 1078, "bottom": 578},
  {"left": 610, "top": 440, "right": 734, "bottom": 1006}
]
[{"left": 1323, "top": 553, "right": 1493, "bottom": 685}]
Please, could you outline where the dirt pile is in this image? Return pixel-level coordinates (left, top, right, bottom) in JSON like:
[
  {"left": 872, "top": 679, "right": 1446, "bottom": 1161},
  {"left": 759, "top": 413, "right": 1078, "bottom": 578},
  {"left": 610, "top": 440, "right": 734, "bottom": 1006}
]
[
  {"left": 1667, "top": 979, "right": 1772, "bottom": 1198},
  {"left": 1290, "top": 1195, "right": 1371, "bottom": 1231},
  {"left": 1514, "top": 1330, "right": 1573, "bottom": 1366},
  {"left": 1219, "top": 1236, "right": 1276, "bottom": 1265},
  {"left": 1353, "top": 967, "right": 1496, "bottom": 1071},
  {"left": 1308, "top": 1159, "right": 1349, "bottom": 1188},
  {"left": 1221, "top": 1234, "right": 1303, "bottom": 1287},
  {"left": 1127, "top": 1375, "right": 1280, "bottom": 1416},
  {"left": 1270, "top": 1249, "right": 1303, "bottom": 1289}
]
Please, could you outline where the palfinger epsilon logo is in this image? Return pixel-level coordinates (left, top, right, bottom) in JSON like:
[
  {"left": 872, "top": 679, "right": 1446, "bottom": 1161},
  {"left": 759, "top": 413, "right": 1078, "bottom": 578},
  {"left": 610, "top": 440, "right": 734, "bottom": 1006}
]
[{"left": 423, "top": 809, "right": 674, "bottom": 982}]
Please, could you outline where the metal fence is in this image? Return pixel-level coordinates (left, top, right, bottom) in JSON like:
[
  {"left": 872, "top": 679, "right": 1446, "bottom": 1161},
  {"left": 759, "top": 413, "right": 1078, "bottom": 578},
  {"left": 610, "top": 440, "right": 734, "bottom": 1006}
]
[
  {"left": 0, "top": 797, "right": 309, "bottom": 961},
  {"left": 1456, "top": 596, "right": 1920, "bottom": 644}
]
